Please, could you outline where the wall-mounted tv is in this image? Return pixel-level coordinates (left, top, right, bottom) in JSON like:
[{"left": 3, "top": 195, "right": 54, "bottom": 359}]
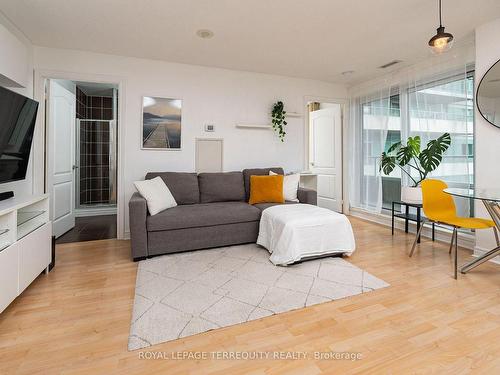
[{"left": 0, "top": 86, "right": 39, "bottom": 184}]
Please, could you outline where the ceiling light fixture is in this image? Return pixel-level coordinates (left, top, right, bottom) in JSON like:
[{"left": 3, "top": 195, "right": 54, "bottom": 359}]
[
  {"left": 428, "top": 0, "right": 454, "bottom": 54},
  {"left": 196, "top": 29, "right": 214, "bottom": 39}
]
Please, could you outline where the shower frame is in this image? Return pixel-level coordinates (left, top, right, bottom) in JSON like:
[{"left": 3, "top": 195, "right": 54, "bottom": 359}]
[{"left": 75, "top": 118, "right": 117, "bottom": 209}]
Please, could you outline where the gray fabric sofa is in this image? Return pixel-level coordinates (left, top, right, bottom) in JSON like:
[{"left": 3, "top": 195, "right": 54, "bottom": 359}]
[{"left": 129, "top": 167, "right": 317, "bottom": 261}]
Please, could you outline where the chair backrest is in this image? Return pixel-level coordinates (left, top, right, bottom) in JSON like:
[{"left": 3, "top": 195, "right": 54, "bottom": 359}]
[{"left": 421, "top": 179, "right": 457, "bottom": 222}]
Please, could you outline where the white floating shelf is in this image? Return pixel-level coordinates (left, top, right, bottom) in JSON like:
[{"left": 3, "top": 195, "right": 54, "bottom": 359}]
[
  {"left": 235, "top": 112, "right": 302, "bottom": 129},
  {"left": 235, "top": 124, "right": 272, "bottom": 129}
]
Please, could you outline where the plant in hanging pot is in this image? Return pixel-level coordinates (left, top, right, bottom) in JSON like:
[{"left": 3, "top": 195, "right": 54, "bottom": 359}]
[
  {"left": 271, "top": 101, "right": 287, "bottom": 142},
  {"left": 379, "top": 132, "right": 451, "bottom": 203}
]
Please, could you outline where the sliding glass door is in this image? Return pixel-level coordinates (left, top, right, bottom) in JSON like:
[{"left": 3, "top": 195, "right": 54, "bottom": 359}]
[
  {"left": 360, "top": 94, "right": 401, "bottom": 211},
  {"left": 407, "top": 73, "right": 474, "bottom": 216},
  {"left": 356, "top": 71, "right": 474, "bottom": 215}
]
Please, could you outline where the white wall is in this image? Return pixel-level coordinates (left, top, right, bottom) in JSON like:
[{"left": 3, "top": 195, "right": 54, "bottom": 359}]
[
  {"left": 0, "top": 22, "right": 28, "bottom": 88},
  {"left": 0, "top": 14, "right": 35, "bottom": 197},
  {"left": 475, "top": 18, "right": 500, "bottom": 258},
  {"left": 33, "top": 47, "right": 347, "bottom": 236}
]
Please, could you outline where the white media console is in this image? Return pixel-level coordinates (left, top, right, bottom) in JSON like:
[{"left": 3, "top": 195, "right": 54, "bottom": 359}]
[{"left": 0, "top": 194, "right": 52, "bottom": 313}]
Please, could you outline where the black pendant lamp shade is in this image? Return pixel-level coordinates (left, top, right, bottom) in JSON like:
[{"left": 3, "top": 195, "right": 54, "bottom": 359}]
[{"left": 428, "top": 0, "right": 454, "bottom": 53}]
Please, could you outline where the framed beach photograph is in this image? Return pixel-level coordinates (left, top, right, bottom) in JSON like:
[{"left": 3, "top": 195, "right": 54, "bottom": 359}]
[{"left": 141, "top": 96, "right": 182, "bottom": 150}]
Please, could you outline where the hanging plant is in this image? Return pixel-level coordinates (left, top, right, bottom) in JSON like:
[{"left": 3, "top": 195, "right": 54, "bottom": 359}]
[{"left": 271, "top": 101, "right": 287, "bottom": 142}]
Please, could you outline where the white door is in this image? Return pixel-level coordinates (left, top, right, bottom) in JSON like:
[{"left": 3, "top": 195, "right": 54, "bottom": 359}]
[
  {"left": 47, "top": 80, "right": 76, "bottom": 238},
  {"left": 309, "top": 105, "right": 343, "bottom": 212}
]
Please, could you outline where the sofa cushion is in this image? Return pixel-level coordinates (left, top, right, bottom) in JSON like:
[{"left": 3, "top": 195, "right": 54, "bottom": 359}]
[
  {"left": 145, "top": 172, "right": 200, "bottom": 205},
  {"left": 242, "top": 167, "right": 284, "bottom": 201},
  {"left": 147, "top": 202, "right": 261, "bottom": 231},
  {"left": 134, "top": 176, "right": 177, "bottom": 215},
  {"left": 253, "top": 201, "right": 298, "bottom": 211},
  {"left": 198, "top": 172, "right": 245, "bottom": 203}
]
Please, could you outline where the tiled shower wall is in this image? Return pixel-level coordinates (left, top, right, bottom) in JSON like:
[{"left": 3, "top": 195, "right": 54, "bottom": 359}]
[
  {"left": 76, "top": 87, "right": 113, "bottom": 120},
  {"left": 76, "top": 87, "right": 114, "bottom": 206}
]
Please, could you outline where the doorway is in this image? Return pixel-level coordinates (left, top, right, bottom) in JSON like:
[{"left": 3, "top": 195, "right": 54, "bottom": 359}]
[
  {"left": 306, "top": 101, "right": 343, "bottom": 212},
  {"left": 44, "top": 79, "right": 119, "bottom": 243}
]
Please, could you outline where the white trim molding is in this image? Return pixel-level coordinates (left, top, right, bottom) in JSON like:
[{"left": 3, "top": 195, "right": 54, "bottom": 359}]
[
  {"left": 75, "top": 207, "right": 117, "bottom": 217},
  {"left": 33, "top": 68, "right": 126, "bottom": 239}
]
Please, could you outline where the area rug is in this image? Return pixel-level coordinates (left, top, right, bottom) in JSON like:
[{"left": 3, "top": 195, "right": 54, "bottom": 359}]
[{"left": 128, "top": 243, "right": 389, "bottom": 350}]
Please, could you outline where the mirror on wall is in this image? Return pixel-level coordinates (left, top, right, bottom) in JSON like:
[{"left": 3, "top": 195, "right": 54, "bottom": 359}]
[{"left": 477, "top": 59, "right": 500, "bottom": 129}]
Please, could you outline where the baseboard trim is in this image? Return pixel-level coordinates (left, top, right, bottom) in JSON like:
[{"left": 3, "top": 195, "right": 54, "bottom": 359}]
[
  {"left": 75, "top": 207, "right": 117, "bottom": 217},
  {"left": 121, "top": 208, "right": 480, "bottom": 254},
  {"left": 349, "top": 207, "right": 476, "bottom": 250}
]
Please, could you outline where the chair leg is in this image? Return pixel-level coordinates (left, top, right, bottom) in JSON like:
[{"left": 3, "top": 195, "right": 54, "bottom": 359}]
[
  {"left": 454, "top": 227, "right": 458, "bottom": 280},
  {"left": 410, "top": 220, "right": 426, "bottom": 257},
  {"left": 449, "top": 227, "right": 456, "bottom": 254},
  {"left": 494, "top": 227, "right": 500, "bottom": 247}
]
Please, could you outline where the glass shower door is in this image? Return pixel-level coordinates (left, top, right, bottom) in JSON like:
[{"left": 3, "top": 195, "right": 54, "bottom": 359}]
[{"left": 76, "top": 119, "right": 117, "bottom": 208}]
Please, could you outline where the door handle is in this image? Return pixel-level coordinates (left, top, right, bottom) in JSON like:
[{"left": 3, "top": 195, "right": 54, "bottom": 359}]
[{"left": 72, "top": 165, "right": 79, "bottom": 170}]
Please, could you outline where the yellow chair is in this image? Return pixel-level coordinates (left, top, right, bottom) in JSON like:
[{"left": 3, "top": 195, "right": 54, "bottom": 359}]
[{"left": 410, "top": 179, "right": 496, "bottom": 279}]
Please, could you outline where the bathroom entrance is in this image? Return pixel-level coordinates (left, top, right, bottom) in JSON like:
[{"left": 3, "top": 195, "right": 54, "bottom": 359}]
[{"left": 44, "top": 79, "right": 119, "bottom": 243}]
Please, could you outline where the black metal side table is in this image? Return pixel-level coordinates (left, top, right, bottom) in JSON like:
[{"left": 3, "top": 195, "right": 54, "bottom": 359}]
[{"left": 392, "top": 201, "right": 435, "bottom": 243}]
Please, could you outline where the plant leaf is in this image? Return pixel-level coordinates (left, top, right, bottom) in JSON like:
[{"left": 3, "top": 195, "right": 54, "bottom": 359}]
[
  {"left": 380, "top": 152, "right": 396, "bottom": 175},
  {"left": 407, "top": 136, "right": 421, "bottom": 155},
  {"left": 387, "top": 141, "right": 401, "bottom": 154},
  {"left": 418, "top": 132, "right": 451, "bottom": 173},
  {"left": 396, "top": 136, "right": 420, "bottom": 166}
]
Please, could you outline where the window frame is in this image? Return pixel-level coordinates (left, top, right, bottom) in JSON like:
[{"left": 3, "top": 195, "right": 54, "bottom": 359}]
[{"left": 357, "top": 68, "right": 476, "bottom": 215}]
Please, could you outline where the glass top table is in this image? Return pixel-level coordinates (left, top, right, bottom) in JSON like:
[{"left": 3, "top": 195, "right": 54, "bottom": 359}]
[
  {"left": 443, "top": 188, "right": 500, "bottom": 274},
  {"left": 444, "top": 188, "right": 500, "bottom": 202}
]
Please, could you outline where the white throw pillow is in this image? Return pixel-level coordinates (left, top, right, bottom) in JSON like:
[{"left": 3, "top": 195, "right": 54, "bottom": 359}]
[
  {"left": 134, "top": 177, "right": 177, "bottom": 215},
  {"left": 270, "top": 171, "right": 300, "bottom": 202}
]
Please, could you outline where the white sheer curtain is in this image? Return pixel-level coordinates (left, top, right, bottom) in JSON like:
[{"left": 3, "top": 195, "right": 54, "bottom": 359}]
[
  {"left": 348, "top": 84, "right": 397, "bottom": 212},
  {"left": 348, "top": 44, "right": 475, "bottom": 215}
]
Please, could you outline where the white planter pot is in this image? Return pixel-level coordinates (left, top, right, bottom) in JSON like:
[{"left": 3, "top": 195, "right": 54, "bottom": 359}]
[{"left": 401, "top": 186, "right": 422, "bottom": 204}]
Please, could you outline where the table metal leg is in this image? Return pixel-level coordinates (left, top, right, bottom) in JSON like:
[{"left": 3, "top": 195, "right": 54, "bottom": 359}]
[
  {"left": 392, "top": 202, "right": 395, "bottom": 236},
  {"left": 417, "top": 207, "right": 421, "bottom": 244},
  {"left": 410, "top": 219, "right": 426, "bottom": 257},
  {"left": 461, "top": 245, "right": 500, "bottom": 273},
  {"left": 454, "top": 228, "right": 458, "bottom": 279},
  {"left": 449, "top": 227, "right": 456, "bottom": 255},
  {"left": 460, "top": 200, "right": 500, "bottom": 274},
  {"left": 432, "top": 223, "right": 435, "bottom": 241},
  {"left": 405, "top": 205, "right": 409, "bottom": 233}
]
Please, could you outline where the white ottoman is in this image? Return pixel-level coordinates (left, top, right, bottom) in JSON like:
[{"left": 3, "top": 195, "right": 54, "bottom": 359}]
[{"left": 257, "top": 204, "right": 356, "bottom": 266}]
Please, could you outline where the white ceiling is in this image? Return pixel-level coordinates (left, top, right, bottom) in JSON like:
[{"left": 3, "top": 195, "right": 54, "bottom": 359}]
[{"left": 1, "top": 0, "right": 500, "bottom": 85}]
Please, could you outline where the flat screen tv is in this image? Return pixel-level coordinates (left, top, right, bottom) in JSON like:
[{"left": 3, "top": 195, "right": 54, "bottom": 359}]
[{"left": 0, "top": 86, "right": 39, "bottom": 184}]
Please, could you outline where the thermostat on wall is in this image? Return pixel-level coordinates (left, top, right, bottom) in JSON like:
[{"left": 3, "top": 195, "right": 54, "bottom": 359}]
[{"left": 205, "top": 124, "right": 215, "bottom": 132}]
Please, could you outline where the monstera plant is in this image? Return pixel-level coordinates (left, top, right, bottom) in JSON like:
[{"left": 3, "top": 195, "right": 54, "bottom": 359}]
[{"left": 380, "top": 132, "right": 451, "bottom": 202}]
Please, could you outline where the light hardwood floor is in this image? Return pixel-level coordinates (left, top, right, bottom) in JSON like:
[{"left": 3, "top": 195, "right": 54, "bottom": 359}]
[{"left": 1, "top": 217, "right": 500, "bottom": 374}]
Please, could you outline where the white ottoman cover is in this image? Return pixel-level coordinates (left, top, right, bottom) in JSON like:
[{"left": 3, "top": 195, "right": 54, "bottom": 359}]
[{"left": 257, "top": 204, "right": 356, "bottom": 266}]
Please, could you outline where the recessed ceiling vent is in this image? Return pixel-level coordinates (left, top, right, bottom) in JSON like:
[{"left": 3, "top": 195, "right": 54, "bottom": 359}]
[{"left": 379, "top": 60, "right": 403, "bottom": 69}]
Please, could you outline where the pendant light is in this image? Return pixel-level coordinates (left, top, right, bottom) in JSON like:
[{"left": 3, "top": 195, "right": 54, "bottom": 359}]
[{"left": 428, "top": 0, "right": 454, "bottom": 53}]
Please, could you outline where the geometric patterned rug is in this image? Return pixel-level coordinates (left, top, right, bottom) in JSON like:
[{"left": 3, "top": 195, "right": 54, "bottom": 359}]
[{"left": 128, "top": 243, "right": 389, "bottom": 350}]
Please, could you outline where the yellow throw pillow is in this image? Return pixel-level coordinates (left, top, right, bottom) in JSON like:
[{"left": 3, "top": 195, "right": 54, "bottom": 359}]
[{"left": 248, "top": 175, "right": 284, "bottom": 205}]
